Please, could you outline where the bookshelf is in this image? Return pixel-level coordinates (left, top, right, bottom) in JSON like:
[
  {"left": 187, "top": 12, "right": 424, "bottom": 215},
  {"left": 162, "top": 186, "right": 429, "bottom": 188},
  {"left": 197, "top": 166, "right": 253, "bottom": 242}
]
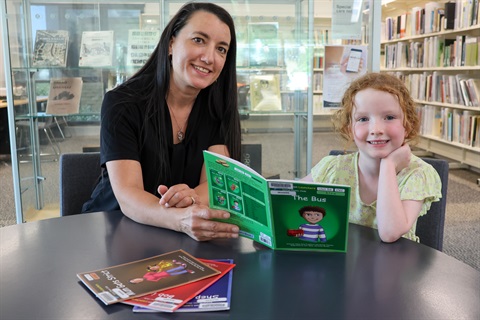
[{"left": 380, "top": 0, "right": 480, "bottom": 170}]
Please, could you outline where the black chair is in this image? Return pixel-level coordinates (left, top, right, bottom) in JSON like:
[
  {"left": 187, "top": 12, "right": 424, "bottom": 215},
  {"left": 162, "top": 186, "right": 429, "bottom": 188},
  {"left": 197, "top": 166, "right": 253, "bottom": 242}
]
[
  {"left": 328, "top": 150, "right": 448, "bottom": 251},
  {"left": 16, "top": 116, "right": 61, "bottom": 160},
  {"left": 59, "top": 152, "right": 101, "bottom": 216}
]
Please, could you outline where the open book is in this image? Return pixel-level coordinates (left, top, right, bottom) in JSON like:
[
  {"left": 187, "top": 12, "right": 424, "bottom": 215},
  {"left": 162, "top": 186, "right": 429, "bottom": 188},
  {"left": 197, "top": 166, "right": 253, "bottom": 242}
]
[{"left": 204, "top": 151, "right": 351, "bottom": 252}]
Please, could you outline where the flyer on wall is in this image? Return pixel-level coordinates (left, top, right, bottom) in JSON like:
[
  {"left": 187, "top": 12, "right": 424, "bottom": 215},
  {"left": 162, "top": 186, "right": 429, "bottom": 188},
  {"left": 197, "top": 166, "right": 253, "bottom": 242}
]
[{"left": 322, "top": 45, "right": 368, "bottom": 108}]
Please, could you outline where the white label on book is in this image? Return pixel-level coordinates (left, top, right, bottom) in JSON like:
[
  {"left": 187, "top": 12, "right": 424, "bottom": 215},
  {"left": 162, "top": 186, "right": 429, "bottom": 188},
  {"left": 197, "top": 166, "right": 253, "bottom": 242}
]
[
  {"left": 259, "top": 232, "right": 272, "bottom": 246},
  {"left": 198, "top": 302, "right": 229, "bottom": 309},
  {"left": 197, "top": 297, "right": 227, "bottom": 302},
  {"left": 113, "top": 288, "right": 129, "bottom": 299},
  {"left": 269, "top": 182, "right": 293, "bottom": 189},
  {"left": 149, "top": 301, "right": 175, "bottom": 311},
  {"left": 98, "top": 292, "right": 117, "bottom": 304}
]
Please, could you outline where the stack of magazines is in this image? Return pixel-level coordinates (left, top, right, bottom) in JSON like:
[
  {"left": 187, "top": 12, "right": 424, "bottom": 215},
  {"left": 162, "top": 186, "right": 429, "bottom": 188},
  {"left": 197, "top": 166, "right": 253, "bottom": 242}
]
[{"left": 77, "top": 249, "right": 234, "bottom": 313}]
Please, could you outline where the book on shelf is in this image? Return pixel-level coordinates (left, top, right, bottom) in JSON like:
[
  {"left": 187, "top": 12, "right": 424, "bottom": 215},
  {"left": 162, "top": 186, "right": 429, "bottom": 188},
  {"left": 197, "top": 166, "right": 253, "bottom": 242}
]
[
  {"left": 131, "top": 259, "right": 234, "bottom": 313},
  {"left": 475, "top": 0, "right": 480, "bottom": 25},
  {"left": 32, "top": 30, "right": 69, "bottom": 67},
  {"left": 45, "top": 77, "right": 83, "bottom": 115},
  {"left": 466, "top": 78, "right": 480, "bottom": 107},
  {"left": 126, "top": 29, "right": 160, "bottom": 66},
  {"left": 421, "top": 105, "right": 443, "bottom": 138},
  {"left": 203, "top": 150, "right": 351, "bottom": 252},
  {"left": 424, "top": 2, "right": 442, "bottom": 34},
  {"left": 444, "top": 2, "right": 456, "bottom": 30},
  {"left": 456, "top": 74, "right": 473, "bottom": 106},
  {"left": 410, "top": 7, "right": 423, "bottom": 36},
  {"left": 399, "top": 13, "right": 409, "bottom": 38},
  {"left": 464, "top": 36, "right": 479, "bottom": 67},
  {"left": 470, "top": 116, "right": 480, "bottom": 147},
  {"left": 452, "top": 109, "right": 462, "bottom": 143},
  {"left": 461, "top": 110, "right": 475, "bottom": 145},
  {"left": 76, "top": 249, "right": 220, "bottom": 305},
  {"left": 79, "top": 30, "right": 114, "bottom": 67}
]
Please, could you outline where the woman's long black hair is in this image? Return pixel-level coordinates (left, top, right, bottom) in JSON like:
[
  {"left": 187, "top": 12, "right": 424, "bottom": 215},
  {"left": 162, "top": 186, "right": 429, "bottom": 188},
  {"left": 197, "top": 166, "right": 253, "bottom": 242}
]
[{"left": 119, "top": 2, "right": 241, "bottom": 184}]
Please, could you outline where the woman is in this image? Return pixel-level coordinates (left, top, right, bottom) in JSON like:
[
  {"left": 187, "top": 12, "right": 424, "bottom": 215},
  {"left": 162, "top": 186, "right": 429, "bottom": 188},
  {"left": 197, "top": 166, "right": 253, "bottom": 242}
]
[{"left": 82, "top": 2, "right": 241, "bottom": 241}]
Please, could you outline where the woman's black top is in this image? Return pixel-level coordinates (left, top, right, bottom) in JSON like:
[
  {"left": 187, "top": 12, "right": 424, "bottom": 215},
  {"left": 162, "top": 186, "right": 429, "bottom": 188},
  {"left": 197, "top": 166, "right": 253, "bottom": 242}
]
[{"left": 82, "top": 76, "right": 223, "bottom": 212}]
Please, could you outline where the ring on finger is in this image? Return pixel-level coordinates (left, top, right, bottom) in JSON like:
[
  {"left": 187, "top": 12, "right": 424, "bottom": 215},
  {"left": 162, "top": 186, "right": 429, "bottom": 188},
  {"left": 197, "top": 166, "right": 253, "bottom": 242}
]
[{"left": 191, "top": 196, "right": 196, "bottom": 205}]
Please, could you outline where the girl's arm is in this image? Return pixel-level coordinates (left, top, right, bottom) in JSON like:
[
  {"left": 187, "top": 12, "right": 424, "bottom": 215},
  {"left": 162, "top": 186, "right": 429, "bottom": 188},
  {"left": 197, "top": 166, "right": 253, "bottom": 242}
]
[{"left": 376, "top": 144, "right": 423, "bottom": 242}]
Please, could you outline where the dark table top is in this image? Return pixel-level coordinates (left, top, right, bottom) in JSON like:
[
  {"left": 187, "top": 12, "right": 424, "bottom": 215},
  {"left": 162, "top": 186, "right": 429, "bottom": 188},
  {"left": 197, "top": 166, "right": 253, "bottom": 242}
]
[{"left": 1, "top": 210, "right": 479, "bottom": 320}]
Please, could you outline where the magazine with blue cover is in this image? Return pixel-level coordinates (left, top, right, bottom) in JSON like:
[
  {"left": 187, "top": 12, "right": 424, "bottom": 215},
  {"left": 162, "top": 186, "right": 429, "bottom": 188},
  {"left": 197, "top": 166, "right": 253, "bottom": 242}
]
[{"left": 132, "top": 259, "right": 234, "bottom": 313}]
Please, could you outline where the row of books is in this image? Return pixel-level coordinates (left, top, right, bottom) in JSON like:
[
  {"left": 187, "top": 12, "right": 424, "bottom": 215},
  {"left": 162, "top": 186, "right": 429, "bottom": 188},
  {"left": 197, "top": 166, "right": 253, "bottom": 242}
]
[
  {"left": 392, "top": 71, "right": 480, "bottom": 107},
  {"left": 32, "top": 29, "right": 160, "bottom": 68},
  {"left": 418, "top": 105, "right": 480, "bottom": 148},
  {"left": 313, "top": 72, "right": 324, "bottom": 92},
  {"left": 313, "top": 55, "right": 324, "bottom": 69},
  {"left": 313, "top": 28, "right": 330, "bottom": 46},
  {"left": 382, "top": 0, "right": 480, "bottom": 41},
  {"left": 77, "top": 249, "right": 234, "bottom": 313},
  {"left": 383, "top": 35, "right": 480, "bottom": 69}
]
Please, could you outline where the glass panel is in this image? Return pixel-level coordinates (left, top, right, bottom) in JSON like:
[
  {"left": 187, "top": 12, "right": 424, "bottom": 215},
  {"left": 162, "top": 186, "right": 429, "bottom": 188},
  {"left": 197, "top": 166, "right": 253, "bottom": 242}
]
[
  {"left": 3, "top": 0, "right": 313, "bottom": 222},
  {"left": 311, "top": 0, "right": 370, "bottom": 169},
  {"left": 4, "top": 1, "right": 163, "bottom": 221}
]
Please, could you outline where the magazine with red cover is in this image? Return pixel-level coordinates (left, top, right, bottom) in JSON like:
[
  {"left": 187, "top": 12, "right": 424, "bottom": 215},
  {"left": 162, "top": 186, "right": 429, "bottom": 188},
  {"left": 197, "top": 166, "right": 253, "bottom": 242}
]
[
  {"left": 124, "top": 259, "right": 235, "bottom": 312},
  {"left": 133, "top": 259, "right": 234, "bottom": 313},
  {"left": 77, "top": 250, "right": 220, "bottom": 305}
]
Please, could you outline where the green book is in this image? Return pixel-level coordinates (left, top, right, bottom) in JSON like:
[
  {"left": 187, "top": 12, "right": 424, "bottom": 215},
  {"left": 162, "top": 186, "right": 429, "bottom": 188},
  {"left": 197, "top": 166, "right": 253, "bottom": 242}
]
[{"left": 204, "top": 151, "right": 351, "bottom": 252}]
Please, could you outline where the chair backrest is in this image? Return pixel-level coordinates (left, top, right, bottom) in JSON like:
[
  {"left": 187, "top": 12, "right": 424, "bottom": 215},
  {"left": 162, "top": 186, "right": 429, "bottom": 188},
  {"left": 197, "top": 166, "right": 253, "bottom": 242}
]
[
  {"left": 59, "top": 152, "right": 101, "bottom": 216},
  {"left": 328, "top": 150, "right": 448, "bottom": 251},
  {"left": 415, "top": 157, "right": 448, "bottom": 251}
]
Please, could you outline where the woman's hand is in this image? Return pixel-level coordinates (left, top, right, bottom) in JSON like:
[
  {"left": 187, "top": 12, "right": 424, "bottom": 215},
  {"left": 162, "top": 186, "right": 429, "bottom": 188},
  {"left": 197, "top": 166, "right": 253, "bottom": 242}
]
[
  {"left": 176, "top": 205, "right": 240, "bottom": 241},
  {"left": 158, "top": 184, "right": 199, "bottom": 208}
]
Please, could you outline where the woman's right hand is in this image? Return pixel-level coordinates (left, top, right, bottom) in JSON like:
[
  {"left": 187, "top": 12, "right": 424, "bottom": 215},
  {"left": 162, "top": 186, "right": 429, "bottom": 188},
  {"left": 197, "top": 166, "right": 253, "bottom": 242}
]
[{"left": 175, "top": 205, "right": 240, "bottom": 241}]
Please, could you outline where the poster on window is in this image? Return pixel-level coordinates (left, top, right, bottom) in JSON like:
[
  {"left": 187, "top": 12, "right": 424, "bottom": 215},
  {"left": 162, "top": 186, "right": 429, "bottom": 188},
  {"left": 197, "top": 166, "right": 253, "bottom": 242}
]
[
  {"left": 322, "top": 45, "right": 367, "bottom": 108},
  {"left": 331, "top": 0, "right": 363, "bottom": 40}
]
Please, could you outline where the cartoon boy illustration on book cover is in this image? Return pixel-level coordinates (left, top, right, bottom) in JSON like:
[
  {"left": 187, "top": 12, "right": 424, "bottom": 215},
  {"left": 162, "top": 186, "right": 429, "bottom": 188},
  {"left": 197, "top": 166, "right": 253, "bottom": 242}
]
[{"left": 287, "top": 206, "right": 327, "bottom": 243}]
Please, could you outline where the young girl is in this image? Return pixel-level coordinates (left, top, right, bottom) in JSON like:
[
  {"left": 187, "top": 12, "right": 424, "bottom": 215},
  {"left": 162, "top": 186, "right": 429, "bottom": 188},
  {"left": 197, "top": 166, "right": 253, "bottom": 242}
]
[{"left": 303, "top": 73, "right": 442, "bottom": 243}]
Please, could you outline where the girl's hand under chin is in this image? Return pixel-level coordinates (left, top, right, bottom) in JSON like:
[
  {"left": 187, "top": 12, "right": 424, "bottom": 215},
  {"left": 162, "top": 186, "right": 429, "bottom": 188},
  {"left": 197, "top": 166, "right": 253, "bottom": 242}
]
[{"left": 384, "top": 143, "right": 411, "bottom": 173}]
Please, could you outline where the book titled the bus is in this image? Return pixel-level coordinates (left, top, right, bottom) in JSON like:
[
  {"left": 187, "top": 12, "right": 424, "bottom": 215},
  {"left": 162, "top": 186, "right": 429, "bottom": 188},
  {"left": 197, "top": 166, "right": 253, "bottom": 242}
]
[
  {"left": 204, "top": 151, "right": 351, "bottom": 252},
  {"left": 77, "top": 250, "right": 220, "bottom": 305}
]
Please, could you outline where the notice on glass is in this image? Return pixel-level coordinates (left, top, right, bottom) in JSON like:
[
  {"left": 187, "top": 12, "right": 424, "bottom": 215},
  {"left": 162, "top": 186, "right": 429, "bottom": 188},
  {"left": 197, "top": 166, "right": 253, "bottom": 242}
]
[{"left": 323, "top": 45, "right": 367, "bottom": 108}]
